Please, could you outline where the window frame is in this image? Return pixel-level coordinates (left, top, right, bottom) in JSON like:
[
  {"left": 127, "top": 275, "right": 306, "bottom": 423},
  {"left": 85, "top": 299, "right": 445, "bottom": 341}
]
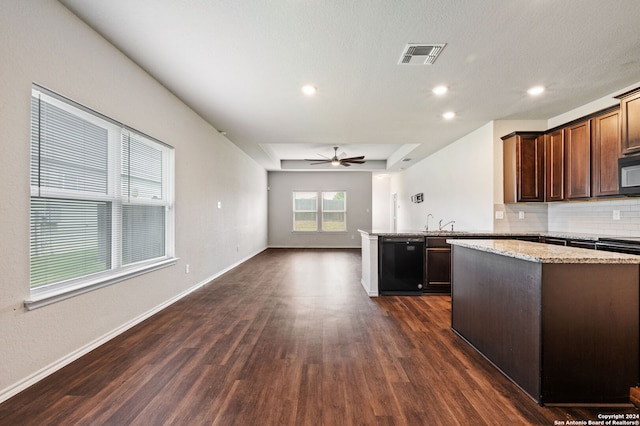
[
  {"left": 291, "top": 190, "right": 347, "bottom": 233},
  {"left": 26, "top": 85, "right": 176, "bottom": 310}
]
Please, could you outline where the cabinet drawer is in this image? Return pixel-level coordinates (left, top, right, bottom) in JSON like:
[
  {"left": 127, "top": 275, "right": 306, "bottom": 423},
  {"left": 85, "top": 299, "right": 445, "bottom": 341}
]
[{"left": 425, "top": 237, "right": 449, "bottom": 248}]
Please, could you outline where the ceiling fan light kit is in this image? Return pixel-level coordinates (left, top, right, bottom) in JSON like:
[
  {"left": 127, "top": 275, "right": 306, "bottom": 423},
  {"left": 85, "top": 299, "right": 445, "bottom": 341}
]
[{"left": 305, "top": 146, "right": 366, "bottom": 167}]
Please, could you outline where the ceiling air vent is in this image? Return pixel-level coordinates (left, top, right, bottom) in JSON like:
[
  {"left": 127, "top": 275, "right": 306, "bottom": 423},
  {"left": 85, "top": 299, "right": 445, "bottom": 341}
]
[{"left": 399, "top": 43, "right": 446, "bottom": 65}]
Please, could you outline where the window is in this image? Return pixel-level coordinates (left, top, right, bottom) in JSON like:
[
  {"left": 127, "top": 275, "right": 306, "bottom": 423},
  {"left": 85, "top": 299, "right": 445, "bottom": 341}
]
[
  {"left": 322, "top": 191, "right": 346, "bottom": 231},
  {"left": 28, "top": 85, "right": 175, "bottom": 308},
  {"left": 293, "top": 192, "right": 318, "bottom": 231},
  {"left": 292, "top": 191, "right": 346, "bottom": 232}
]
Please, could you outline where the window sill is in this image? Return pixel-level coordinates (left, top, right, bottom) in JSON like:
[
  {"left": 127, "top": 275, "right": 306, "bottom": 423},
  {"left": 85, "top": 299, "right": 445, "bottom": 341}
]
[
  {"left": 24, "top": 257, "right": 178, "bottom": 311},
  {"left": 291, "top": 230, "right": 348, "bottom": 233}
]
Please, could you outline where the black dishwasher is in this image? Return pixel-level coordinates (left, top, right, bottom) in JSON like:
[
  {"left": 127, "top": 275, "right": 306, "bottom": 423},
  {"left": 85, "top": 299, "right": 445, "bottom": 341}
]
[{"left": 379, "top": 237, "right": 425, "bottom": 295}]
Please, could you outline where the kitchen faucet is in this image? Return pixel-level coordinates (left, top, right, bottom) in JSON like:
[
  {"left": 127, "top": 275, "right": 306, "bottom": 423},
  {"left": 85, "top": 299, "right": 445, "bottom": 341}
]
[
  {"left": 438, "top": 219, "right": 456, "bottom": 231},
  {"left": 425, "top": 213, "right": 434, "bottom": 231}
]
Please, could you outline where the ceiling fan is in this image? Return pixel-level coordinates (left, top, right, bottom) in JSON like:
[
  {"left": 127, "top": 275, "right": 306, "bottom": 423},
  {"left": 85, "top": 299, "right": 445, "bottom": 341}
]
[{"left": 304, "top": 146, "right": 366, "bottom": 167}]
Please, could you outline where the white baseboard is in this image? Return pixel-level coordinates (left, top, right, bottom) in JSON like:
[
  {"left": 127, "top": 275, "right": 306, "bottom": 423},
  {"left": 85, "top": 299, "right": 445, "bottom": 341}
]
[
  {"left": 0, "top": 247, "right": 266, "bottom": 405},
  {"left": 361, "top": 279, "right": 379, "bottom": 297},
  {"left": 267, "top": 245, "right": 361, "bottom": 249}
]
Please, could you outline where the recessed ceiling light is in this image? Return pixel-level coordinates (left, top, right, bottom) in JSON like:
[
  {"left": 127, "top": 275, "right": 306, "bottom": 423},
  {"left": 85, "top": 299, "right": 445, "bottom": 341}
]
[
  {"left": 527, "top": 86, "right": 545, "bottom": 96},
  {"left": 432, "top": 85, "right": 448, "bottom": 95},
  {"left": 301, "top": 85, "right": 317, "bottom": 96},
  {"left": 442, "top": 111, "right": 456, "bottom": 120}
]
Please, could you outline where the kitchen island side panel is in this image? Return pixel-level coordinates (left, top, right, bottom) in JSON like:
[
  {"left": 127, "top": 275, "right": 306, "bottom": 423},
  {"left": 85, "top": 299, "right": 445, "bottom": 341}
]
[
  {"left": 451, "top": 245, "right": 542, "bottom": 400},
  {"left": 541, "top": 264, "right": 639, "bottom": 404}
]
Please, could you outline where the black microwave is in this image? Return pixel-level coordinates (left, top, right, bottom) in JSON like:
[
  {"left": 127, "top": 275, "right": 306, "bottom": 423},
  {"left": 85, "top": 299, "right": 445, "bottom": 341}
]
[{"left": 619, "top": 155, "right": 640, "bottom": 195}]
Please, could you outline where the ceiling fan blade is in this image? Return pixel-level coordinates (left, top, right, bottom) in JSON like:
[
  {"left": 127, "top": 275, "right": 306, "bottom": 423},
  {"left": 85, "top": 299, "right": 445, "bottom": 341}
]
[
  {"left": 341, "top": 162, "right": 351, "bottom": 166},
  {"left": 337, "top": 151, "right": 347, "bottom": 159},
  {"left": 304, "top": 158, "right": 330, "bottom": 162},
  {"left": 341, "top": 156, "right": 365, "bottom": 161},
  {"left": 343, "top": 160, "right": 366, "bottom": 164},
  {"left": 309, "top": 161, "right": 332, "bottom": 165}
]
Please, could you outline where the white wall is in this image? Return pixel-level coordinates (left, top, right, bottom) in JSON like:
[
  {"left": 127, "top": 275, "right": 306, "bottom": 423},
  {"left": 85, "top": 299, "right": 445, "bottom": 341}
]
[
  {"left": 393, "top": 123, "right": 496, "bottom": 232},
  {"left": 0, "top": 0, "right": 267, "bottom": 401},
  {"left": 268, "top": 172, "right": 372, "bottom": 247},
  {"left": 372, "top": 174, "right": 392, "bottom": 230}
]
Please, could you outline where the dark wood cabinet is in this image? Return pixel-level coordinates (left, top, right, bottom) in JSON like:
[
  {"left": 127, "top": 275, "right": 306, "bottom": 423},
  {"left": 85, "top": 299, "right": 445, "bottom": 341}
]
[
  {"left": 424, "top": 235, "right": 545, "bottom": 295},
  {"left": 564, "top": 120, "right": 591, "bottom": 199},
  {"left": 502, "top": 91, "right": 635, "bottom": 201},
  {"left": 617, "top": 87, "right": 640, "bottom": 155},
  {"left": 545, "top": 129, "right": 565, "bottom": 201},
  {"left": 592, "top": 108, "right": 621, "bottom": 197},
  {"left": 502, "top": 132, "right": 545, "bottom": 203},
  {"left": 424, "top": 237, "right": 451, "bottom": 294}
]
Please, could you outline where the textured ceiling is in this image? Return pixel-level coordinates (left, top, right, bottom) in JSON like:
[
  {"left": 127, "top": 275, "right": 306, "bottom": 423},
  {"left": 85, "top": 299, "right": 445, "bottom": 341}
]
[{"left": 59, "top": 0, "right": 640, "bottom": 171}]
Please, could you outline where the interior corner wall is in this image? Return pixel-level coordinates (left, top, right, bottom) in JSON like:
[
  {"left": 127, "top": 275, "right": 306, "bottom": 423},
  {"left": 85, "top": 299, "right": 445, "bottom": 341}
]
[
  {"left": 0, "top": 1, "right": 267, "bottom": 402},
  {"left": 267, "top": 171, "right": 372, "bottom": 247},
  {"left": 396, "top": 123, "right": 495, "bottom": 232}
]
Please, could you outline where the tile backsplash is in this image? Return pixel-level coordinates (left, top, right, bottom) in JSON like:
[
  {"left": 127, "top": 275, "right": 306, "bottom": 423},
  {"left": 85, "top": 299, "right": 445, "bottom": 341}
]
[
  {"left": 494, "top": 198, "right": 640, "bottom": 237},
  {"left": 493, "top": 203, "right": 548, "bottom": 233}
]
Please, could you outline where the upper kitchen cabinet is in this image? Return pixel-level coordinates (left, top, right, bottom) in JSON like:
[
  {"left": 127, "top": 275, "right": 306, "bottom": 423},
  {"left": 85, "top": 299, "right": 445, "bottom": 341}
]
[
  {"left": 564, "top": 120, "right": 591, "bottom": 199},
  {"left": 503, "top": 132, "right": 545, "bottom": 203},
  {"left": 545, "top": 129, "right": 565, "bottom": 201},
  {"left": 591, "top": 108, "right": 621, "bottom": 197},
  {"left": 617, "top": 87, "right": 640, "bottom": 156}
]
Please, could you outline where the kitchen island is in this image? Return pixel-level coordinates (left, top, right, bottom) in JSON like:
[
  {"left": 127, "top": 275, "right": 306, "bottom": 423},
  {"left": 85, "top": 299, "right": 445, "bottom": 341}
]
[{"left": 449, "top": 239, "right": 640, "bottom": 405}]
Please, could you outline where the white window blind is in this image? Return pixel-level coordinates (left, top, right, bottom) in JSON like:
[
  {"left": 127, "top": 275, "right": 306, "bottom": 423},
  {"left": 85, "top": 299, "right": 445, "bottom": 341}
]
[{"left": 29, "top": 86, "right": 175, "bottom": 304}]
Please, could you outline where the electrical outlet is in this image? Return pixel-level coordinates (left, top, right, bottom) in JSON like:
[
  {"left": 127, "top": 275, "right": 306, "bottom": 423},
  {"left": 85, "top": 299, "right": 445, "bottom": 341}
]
[
  {"left": 495, "top": 211, "right": 504, "bottom": 220},
  {"left": 613, "top": 210, "right": 621, "bottom": 220},
  {"left": 185, "top": 264, "right": 190, "bottom": 274},
  {"left": 518, "top": 211, "right": 525, "bottom": 220},
  {"left": 217, "top": 201, "right": 222, "bottom": 209}
]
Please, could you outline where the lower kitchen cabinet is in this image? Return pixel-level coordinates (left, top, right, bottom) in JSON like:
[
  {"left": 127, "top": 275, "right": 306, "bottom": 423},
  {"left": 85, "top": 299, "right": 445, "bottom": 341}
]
[
  {"left": 424, "top": 237, "right": 451, "bottom": 294},
  {"left": 424, "top": 235, "right": 541, "bottom": 295}
]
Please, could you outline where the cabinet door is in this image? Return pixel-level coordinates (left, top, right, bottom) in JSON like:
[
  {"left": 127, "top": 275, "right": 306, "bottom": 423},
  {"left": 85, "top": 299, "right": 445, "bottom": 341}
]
[
  {"left": 518, "top": 134, "right": 545, "bottom": 202},
  {"left": 592, "top": 109, "right": 620, "bottom": 197},
  {"left": 620, "top": 89, "right": 640, "bottom": 155},
  {"left": 425, "top": 248, "right": 451, "bottom": 286},
  {"left": 545, "top": 130, "right": 565, "bottom": 201},
  {"left": 503, "top": 133, "right": 544, "bottom": 203},
  {"left": 564, "top": 120, "right": 591, "bottom": 199}
]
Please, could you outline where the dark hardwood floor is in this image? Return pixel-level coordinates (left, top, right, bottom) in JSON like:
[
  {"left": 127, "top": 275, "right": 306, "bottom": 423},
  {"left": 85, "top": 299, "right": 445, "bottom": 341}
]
[{"left": 1, "top": 248, "right": 637, "bottom": 425}]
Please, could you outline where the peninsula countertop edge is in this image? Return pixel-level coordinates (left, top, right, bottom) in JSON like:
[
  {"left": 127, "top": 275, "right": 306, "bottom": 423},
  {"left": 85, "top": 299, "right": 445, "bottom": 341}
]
[{"left": 447, "top": 239, "right": 640, "bottom": 264}]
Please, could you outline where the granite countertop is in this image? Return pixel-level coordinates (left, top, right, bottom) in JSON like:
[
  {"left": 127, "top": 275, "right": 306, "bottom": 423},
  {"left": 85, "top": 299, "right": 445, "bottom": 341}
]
[
  {"left": 358, "top": 229, "right": 613, "bottom": 241},
  {"left": 358, "top": 229, "right": 539, "bottom": 237},
  {"left": 447, "top": 239, "right": 640, "bottom": 264}
]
